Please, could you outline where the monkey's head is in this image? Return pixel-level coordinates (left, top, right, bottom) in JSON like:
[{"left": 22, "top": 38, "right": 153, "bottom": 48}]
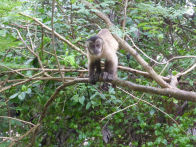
[{"left": 86, "top": 36, "right": 103, "bottom": 56}]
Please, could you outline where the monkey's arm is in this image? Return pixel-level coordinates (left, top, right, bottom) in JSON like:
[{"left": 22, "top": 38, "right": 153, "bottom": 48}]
[
  {"left": 88, "top": 60, "right": 101, "bottom": 84},
  {"left": 102, "top": 55, "right": 118, "bottom": 81}
]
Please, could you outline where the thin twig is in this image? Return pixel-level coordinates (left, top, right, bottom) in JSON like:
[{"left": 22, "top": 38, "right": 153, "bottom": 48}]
[
  {"left": 0, "top": 137, "right": 15, "bottom": 141},
  {"left": 0, "top": 116, "right": 35, "bottom": 126},
  {"left": 51, "top": 0, "right": 65, "bottom": 82},
  {"left": 122, "top": 0, "right": 128, "bottom": 40},
  {"left": 0, "top": 71, "right": 44, "bottom": 93},
  {"left": 27, "top": 26, "right": 35, "bottom": 51},
  {"left": 160, "top": 56, "right": 196, "bottom": 75},
  {"left": 178, "top": 63, "right": 196, "bottom": 76},
  {"left": 13, "top": 28, "right": 50, "bottom": 77},
  {"left": 116, "top": 87, "right": 187, "bottom": 135},
  {"left": 101, "top": 103, "right": 138, "bottom": 121},
  {"left": 127, "top": 35, "right": 196, "bottom": 65},
  {"left": 0, "top": 64, "right": 28, "bottom": 78},
  {"left": 8, "top": 124, "right": 40, "bottom": 147},
  {"left": 19, "top": 13, "right": 87, "bottom": 56}
]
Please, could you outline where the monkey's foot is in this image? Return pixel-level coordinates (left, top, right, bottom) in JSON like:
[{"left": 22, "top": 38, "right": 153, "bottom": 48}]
[
  {"left": 89, "top": 73, "right": 100, "bottom": 84},
  {"left": 101, "top": 72, "right": 114, "bottom": 81}
]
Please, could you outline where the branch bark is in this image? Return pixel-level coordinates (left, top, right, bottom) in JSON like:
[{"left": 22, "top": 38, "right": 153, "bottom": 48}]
[
  {"left": 80, "top": 0, "right": 172, "bottom": 88},
  {"left": 2, "top": 77, "right": 196, "bottom": 101},
  {"left": 18, "top": 12, "right": 195, "bottom": 88}
]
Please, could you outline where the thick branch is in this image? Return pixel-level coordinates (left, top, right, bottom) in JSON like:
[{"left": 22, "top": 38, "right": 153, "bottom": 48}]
[
  {"left": 3, "top": 76, "right": 196, "bottom": 101},
  {"left": 113, "top": 79, "right": 196, "bottom": 102},
  {"left": 18, "top": 12, "right": 195, "bottom": 88},
  {"left": 80, "top": 0, "right": 172, "bottom": 88}
]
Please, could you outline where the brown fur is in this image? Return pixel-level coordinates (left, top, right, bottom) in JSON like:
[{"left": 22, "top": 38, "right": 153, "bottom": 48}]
[{"left": 86, "top": 29, "right": 119, "bottom": 84}]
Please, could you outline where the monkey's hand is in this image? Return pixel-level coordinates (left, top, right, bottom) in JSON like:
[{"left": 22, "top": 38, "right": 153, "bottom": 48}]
[
  {"left": 101, "top": 72, "right": 114, "bottom": 81},
  {"left": 89, "top": 73, "right": 100, "bottom": 84}
]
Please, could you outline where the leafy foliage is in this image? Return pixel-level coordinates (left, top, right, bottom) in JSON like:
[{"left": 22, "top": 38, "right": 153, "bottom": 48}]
[{"left": 0, "top": 0, "right": 195, "bottom": 146}]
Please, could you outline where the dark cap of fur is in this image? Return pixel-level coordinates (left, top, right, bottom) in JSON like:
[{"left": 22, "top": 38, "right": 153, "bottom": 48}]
[{"left": 87, "top": 36, "right": 102, "bottom": 42}]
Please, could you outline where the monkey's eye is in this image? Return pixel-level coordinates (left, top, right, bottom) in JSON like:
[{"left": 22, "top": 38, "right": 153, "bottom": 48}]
[
  {"left": 90, "top": 44, "right": 94, "bottom": 49},
  {"left": 95, "top": 44, "right": 100, "bottom": 48}
]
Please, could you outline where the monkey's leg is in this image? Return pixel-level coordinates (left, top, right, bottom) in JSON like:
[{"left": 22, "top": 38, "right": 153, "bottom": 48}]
[
  {"left": 102, "top": 59, "right": 117, "bottom": 81},
  {"left": 95, "top": 59, "right": 101, "bottom": 77},
  {"left": 89, "top": 60, "right": 101, "bottom": 84},
  {"left": 89, "top": 61, "right": 96, "bottom": 84}
]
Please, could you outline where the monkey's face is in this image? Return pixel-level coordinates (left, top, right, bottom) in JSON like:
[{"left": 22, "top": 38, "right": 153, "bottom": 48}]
[{"left": 86, "top": 36, "right": 103, "bottom": 56}]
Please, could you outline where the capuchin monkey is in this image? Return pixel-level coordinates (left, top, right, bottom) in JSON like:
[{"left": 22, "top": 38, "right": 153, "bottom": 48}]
[{"left": 86, "top": 29, "right": 119, "bottom": 84}]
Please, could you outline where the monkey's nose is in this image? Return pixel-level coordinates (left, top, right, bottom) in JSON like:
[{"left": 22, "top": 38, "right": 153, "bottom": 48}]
[{"left": 94, "top": 50, "right": 99, "bottom": 54}]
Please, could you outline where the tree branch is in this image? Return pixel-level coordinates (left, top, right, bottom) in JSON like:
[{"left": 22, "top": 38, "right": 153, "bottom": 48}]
[
  {"left": 19, "top": 13, "right": 86, "bottom": 56},
  {"left": 2, "top": 76, "right": 196, "bottom": 101},
  {"left": 80, "top": 0, "right": 171, "bottom": 88}
]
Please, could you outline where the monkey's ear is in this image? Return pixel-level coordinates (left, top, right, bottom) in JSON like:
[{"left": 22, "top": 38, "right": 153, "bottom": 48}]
[{"left": 85, "top": 40, "right": 91, "bottom": 49}]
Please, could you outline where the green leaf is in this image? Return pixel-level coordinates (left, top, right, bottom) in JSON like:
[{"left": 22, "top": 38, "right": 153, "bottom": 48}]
[
  {"left": 86, "top": 102, "right": 91, "bottom": 110},
  {"left": 0, "top": 35, "right": 21, "bottom": 51},
  {"left": 0, "top": 30, "right": 7, "bottom": 37},
  {"left": 26, "top": 88, "right": 32, "bottom": 94},
  {"left": 18, "top": 92, "right": 26, "bottom": 100},
  {"left": 147, "top": 142, "right": 153, "bottom": 146},
  {"left": 162, "top": 139, "right": 168, "bottom": 145},
  {"left": 71, "top": 94, "right": 79, "bottom": 102},
  {"left": 9, "top": 93, "right": 19, "bottom": 99},
  {"left": 79, "top": 96, "right": 85, "bottom": 105},
  {"left": 189, "top": 80, "right": 194, "bottom": 86},
  {"left": 71, "top": 0, "right": 77, "bottom": 4},
  {"left": 157, "top": 34, "right": 164, "bottom": 41},
  {"left": 0, "top": 101, "right": 6, "bottom": 106},
  {"left": 173, "top": 99, "right": 178, "bottom": 104},
  {"left": 22, "top": 85, "right": 27, "bottom": 91},
  {"left": 172, "top": 70, "right": 178, "bottom": 75},
  {"left": 150, "top": 109, "right": 155, "bottom": 116}
]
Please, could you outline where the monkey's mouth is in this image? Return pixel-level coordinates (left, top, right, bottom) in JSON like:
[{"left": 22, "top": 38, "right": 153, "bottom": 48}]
[
  {"left": 90, "top": 50, "right": 101, "bottom": 56},
  {"left": 94, "top": 51, "right": 101, "bottom": 55}
]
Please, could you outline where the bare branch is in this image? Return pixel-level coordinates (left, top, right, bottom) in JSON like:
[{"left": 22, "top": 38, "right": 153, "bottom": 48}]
[
  {"left": 8, "top": 124, "right": 40, "bottom": 147},
  {"left": 178, "top": 63, "right": 196, "bottom": 77},
  {"left": 0, "top": 71, "right": 44, "bottom": 93},
  {"left": 51, "top": 0, "right": 64, "bottom": 82},
  {"left": 27, "top": 26, "right": 35, "bottom": 51},
  {"left": 80, "top": 0, "right": 171, "bottom": 88},
  {"left": 0, "top": 116, "right": 35, "bottom": 126},
  {"left": 122, "top": 0, "right": 128, "bottom": 40},
  {"left": 101, "top": 103, "right": 139, "bottom": 121},
  {"left": 160, "top": 56, "right": 196, "bottom": 75},
  {"left": 13, "top": 28, "right": 50, "bottom": 77},
  {"left": 2, "top": 76, "right": 196, "bottom": 101},
  {"left": 0, "top": 137, "right": 15, "bottom": 142},
  {"left": 19, "top": 13, "right": 86, "bottom": 56},
  {"left": 1, "top": 68, "right": 87, "bottom": 73},
  {"left": 113, "top": 79, "right": 196, "bottom": 102},
  {"left": 0, "top": 64, "right": 28, "bottom": 78}
]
